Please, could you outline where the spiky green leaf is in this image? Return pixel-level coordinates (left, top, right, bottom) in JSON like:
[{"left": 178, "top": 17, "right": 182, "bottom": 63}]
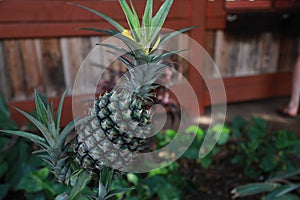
[
  {"left": 34, "top": 91, "right": 49, "bottom": 128},
  {"left": 56, "top": 90, "right": 68, "bottom": 131},
  {"left": 142, "top": 0, "right": 153, "bottom": 31},
  {"left": 232, "top": 183, "right": 281, "bottom": 198},
  {"left": 14, "top": 107, "right": 55, "bottom": 147},
  {"left": 150, "top": 0, "right": 174, "bottom": 40},
  {"left": 152, "top": 49, "right": 187, "bottom": 63},
  {"left": 158, "top": 26, "right": 196, "bottom": 48},
  {"left": 57, "top": 120, "right": 76, "bottom": 149},
  {"left": 0, "top": 130, "right": 46, "bottom": 145},
  {"left": 70, "top": 3, "right": 125, "bottom": 32},
  {"left": 264, "top": 184, "right": 300, "bottom": 200},
  {"left": 103, "top": 188, "right": 134, "bottom": 200},
  {"left": 119, "top": 0, "right": 141, "bottom": 40}
]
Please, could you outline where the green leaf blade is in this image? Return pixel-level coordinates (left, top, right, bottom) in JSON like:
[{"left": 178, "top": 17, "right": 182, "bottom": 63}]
[
  {"left": 0, "top": 130, "right": 46, "bottom": 145},
  {"left": 70, "top": 3, "right": 125, "bottom": 32},
  {"left": 14, "top": 107, "right": 55, "bottom": 147},
  {"left": 56, "top": 90, "right": 67, "bottom": 131}
]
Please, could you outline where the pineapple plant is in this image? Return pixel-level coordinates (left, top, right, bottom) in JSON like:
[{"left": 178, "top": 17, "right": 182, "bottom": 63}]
[
  {"left": 1, "top": 0, "right": 194, "bottom": 199},
  {"left": 72, "top": 0, "right": 194, "bottom": 173}
]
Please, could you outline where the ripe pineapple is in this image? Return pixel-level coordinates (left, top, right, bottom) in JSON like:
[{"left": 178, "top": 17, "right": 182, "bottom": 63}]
[{"left": 73, "top": 0, "right": 193, "bottom": 172}]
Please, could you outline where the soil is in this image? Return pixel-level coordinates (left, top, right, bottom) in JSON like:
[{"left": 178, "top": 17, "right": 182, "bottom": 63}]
[{"left": 177, "top": 142, "right": 264, "bottom": 200}]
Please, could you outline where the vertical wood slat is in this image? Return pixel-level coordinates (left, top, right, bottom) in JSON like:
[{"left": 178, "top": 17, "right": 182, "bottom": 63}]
[
  {"left": 214, "top": 30, "right": 230, "bottom": 77},
  {"left": 61, "top": 37, "right": 84, "bottom": 92},
  {"left": 20, "top": 39, "right": 43, "bottom": 97},
  {"left": 277, "top": 35, "right": 300, "bottom": 72},
  {"left": 257, "top": 33, "right": 280, "bottom": 74},
  {"left": 203, "top": 31, "right": 216, "bottom": 78},
  {"left": 4, "top": 40, "right": 27, "bottom": 101},
  {"left": 189, "top": 0, "right": 205, "bottom": 115},
  {"left": 0, "top": 41, "right": 13, "bottom": 99},
  {"left": 40, "top": 38, "right": 65, "bottom": 97}
]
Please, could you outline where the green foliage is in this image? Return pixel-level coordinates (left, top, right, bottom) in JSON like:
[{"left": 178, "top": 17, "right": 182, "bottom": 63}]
[
  {"left": 182, "top": 124, "right": 230, "bottom": 168},
  {"left": 231, "top": 116, "right": 300, "bottom": 179},
  {"left": 154, "top": 124, "right": 230, "bottom": 169},
  {"left": 0, "top": 93, "right": 69, "bottom": 199},
  {"left": 109, "top": 124, "right": 230, "bottom": 200},
  {"left": 232, "top": 170, "right": 300, "bottom": 199},
  {"left": 112, "top": 162, "right": 195, "bottom": 200}
]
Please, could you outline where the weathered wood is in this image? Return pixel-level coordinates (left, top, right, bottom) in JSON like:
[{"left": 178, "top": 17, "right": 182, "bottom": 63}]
[
  {"left": 225, "top": 0, "right": 272, "bottom": 10},
  {"left": 277, "top": 34, "right": 298, "bottom": 72},
  {"left": 202, "top": 72, "right": 293, "bottom": 105},
  {"left": 0, "top": 40, "right": 13, "bottom": 100},
  {"left": 61, "top": 37, "right": 84, "bottom": 91},
  {"left": 214, "top": 30, "right": 230, "bottom": 77},
  {"left": 4, "top": 40, "right": 26, "bottom": 100},
  {"left": 20, "top": 39, "right": 43, "bottom": 97},
  {"left": 258, "top": 32, "right": 280, "bottom": 74},
  {"left": 0, "top": 0, "right": 192, "bottom": 38},
  {"left": 40, "top": 39, "right": 65, "bottom": 97}
]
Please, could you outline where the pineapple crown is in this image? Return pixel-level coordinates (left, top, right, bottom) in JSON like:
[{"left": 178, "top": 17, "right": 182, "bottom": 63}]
[
  {"left": 71, "top": 0, "right": 195, "bottom": 102},
  {"left": 71, "top": 0, "right": 195, "bottom": 66}
]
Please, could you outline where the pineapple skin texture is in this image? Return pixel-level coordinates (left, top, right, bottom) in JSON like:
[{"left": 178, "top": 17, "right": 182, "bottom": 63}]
[{"left": 74, "top": 90, "right": 152, "bottom": 171}]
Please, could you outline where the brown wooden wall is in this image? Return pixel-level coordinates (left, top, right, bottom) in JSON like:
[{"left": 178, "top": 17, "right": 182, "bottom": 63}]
[{"left": 0, "top": 0, "right": 205, "bottom": 124}]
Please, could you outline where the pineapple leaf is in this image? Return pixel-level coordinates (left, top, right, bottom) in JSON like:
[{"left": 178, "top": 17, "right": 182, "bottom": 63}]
[
  {"left": 100, "top": 43, "right": 132, "bottom": 55},
  {"left": 129, "top": 0, "right": 142, "bottom": 41},
  {"left": 69, "top": 3, "right": 125, "bottom": 32},
  {"left": 142, "top": 0, "right": 153, "bottom": 31},
  {"left": 80, "top": 28, "right": 141, "bottom": 55},
  {"left": 152, "top": 49, "right": 188, "bottom": 63},
  {"left": 0, "top": 130, "right": 46, "bottom": 146},
  {"left": 47, "top": 105, "right": 58, "bottom": 138},
  {"left": 78, "top": 28, "right": 119, "bottom": 36},
  {"left": 69, "top": 170, "right": 91, "bottom": 200},
  {"left": 56, "top": 90, "right": 68, "bottom": 131},
  {"left": 158, "top": 26, "right": 196, "bottom": 48},
  {"left": 119, "top": 0, "right": 141, "bottom": 41},
  {"left": 34, "top": 91, "right": 49, "bottom": 128},
  {"left": 14, "top": 107, "right": 56, "bottom": 147},
  {"left": 58, "top": 115, "right": 93, "bottom": 149},
  {"left": 106, "top": 50, "right": 133, "bottom": 68},
  {"left": 103, "top": 188, "right": 134, "bottom": 200},
  {"left": 150, "top": 0, "right": 174, "bottom": 40},
  {"left": 57, "top": 119, "right": 75, "bottom": 149}
]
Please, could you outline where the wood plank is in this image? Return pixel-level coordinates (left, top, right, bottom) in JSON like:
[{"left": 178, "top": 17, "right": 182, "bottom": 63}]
[
  {"left": 257, "top": 32, "right": 280, "bottom": 74},
  {"left": 4, "top": 40, "right": 27, "bottom": 101},
  {"left": 9, "top": 95, "right": 74, "bottom": 127},
  {"left": 0, "top": 19, "right": 191, "bottom": 39},
  {"left": 20, "top": 39, "right": 43, "bottom": 97},
  {"left": 277, "top": 34, "right": 298, "bottom": 72},
  {"left": 275, "top": 0, "right": 300, "bottom": 8},
  {"left": 225, "top": 0, "right": 272, "bottom": 10},
  {"left": 0, "top": 40, "right": 13, "bottom": 100},
  {"left": 40, "top": 39, "right": 65, "bottom": 97},
  {"left": 0, "top": 0, "right": 191, "bottom": 22},
  {"left": 206, "top": 18, "right": 226, "bottom": 30},
  {"left": 189, "top": 0, "right": 206, "bottom": 115},
  {"left": 207, "top": 0, "right": 226, "bottom": 18},
  {"left": 61, "top": 37, "right": 84, "bottom": 91},
  {"left": 202, "top": 72, "right": 293, "bottom": 105}
]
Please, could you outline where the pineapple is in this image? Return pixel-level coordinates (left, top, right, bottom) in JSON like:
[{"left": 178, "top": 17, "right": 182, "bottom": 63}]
[{"left": 72, "top": 0, "right": 194, "bottom": 172}]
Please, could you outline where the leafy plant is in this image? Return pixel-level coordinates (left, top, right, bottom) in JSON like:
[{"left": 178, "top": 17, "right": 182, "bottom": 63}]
[
  {"left": 232, "top": 170, "right": 300, "bottom": 199},
  {"left": 111, "top": 124, "right": 230, "bottom": 200},
  {"left": 231, "top": 117, "right": 300, "bottom": 179},
  {"left": 155, "top": 124, "right": 230, "bottom": 169},
  {"left": 0, "top": 94, "right": 69, "bottom": 200}
]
